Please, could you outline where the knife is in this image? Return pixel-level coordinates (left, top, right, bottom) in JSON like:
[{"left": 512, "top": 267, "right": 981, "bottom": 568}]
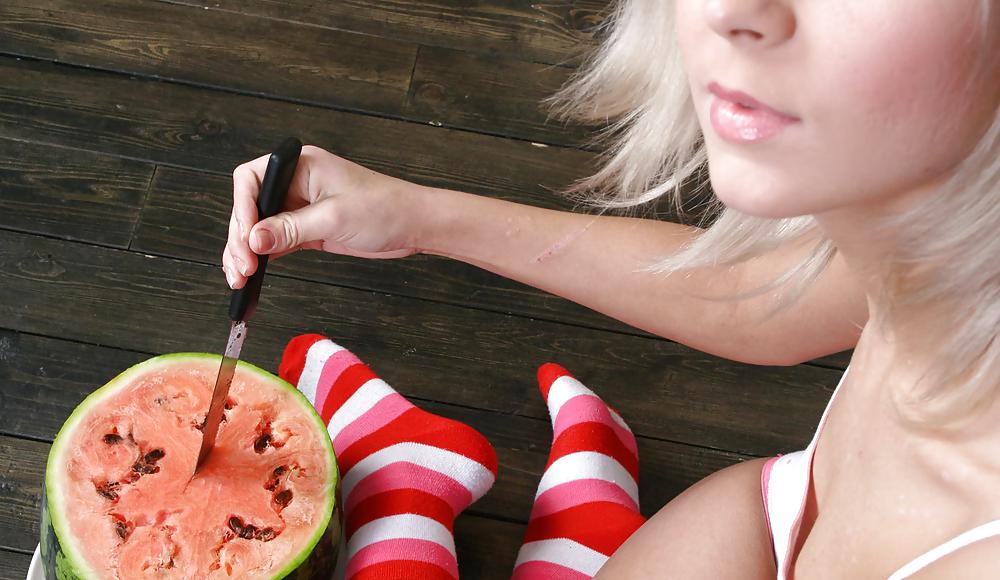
[{"left": 194, "top": 137, "right": 302, "bottom": 474}]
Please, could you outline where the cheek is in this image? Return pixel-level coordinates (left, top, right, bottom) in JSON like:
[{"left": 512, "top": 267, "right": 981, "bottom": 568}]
[
  {"left": 674, "top": 0, "right": 705, "bottom": 69},
  {"left": 820, "top": 3, "right": 987, "bottom": 175}
]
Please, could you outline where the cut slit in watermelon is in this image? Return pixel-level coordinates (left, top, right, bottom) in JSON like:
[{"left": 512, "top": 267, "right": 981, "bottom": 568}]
[{"left": 41, "top": 354, "right": 341, "bottom": 579}]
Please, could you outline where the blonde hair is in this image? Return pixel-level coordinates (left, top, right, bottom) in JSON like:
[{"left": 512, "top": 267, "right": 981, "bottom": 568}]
[{"left": 548, "top": 0, "right": 999, "bottom": 423}]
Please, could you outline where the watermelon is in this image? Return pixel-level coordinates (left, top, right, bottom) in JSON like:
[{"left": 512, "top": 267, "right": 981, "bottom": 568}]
[{"left": 40, "top": 353, "right": 341, "bottom": 579}]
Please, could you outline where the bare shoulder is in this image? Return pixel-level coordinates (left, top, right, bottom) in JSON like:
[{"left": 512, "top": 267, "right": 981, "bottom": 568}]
[
  {"left": 907, "top": 533, "right": 1000, "bottom": 579},
  {"left": 596, "top": 457, "right": 776, "bottom": 579}
]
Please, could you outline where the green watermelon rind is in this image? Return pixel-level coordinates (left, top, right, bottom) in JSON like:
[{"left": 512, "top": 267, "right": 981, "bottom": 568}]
[{"left": 43, "top": 353, "right": 339, "bottom": 580}]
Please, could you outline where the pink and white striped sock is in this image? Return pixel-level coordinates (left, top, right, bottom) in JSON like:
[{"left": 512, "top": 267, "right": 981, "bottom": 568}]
[
  {"left": 279, "top": 334, "right": 498, "bottom": 580},
  {"left": 512, "top": 363, "right": 647, "bottom": 579}
]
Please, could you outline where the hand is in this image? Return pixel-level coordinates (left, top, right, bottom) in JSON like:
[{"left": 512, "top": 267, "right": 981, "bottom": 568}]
[{"left": 222, "top": 145, "right": 424, "bottom": 289}]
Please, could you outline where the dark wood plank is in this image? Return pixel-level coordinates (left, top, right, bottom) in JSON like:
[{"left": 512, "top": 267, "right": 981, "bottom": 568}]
[
  {"left": 0, "top": 328, "right": 743, "bottom": 522},
  {"left": 0, "top": 57, "right": 591, "bottom": 209},
  {"left": 0, "top": 331, "right": 148, "bottom": 441},
  {"left": 0, "top": 549, "right": 32, "bottom": 580},
  {"left": 454, "top": 515, "right": 524, "bottom": 579},
  {"left": 0, "top": 229, "right": 840, "bottom": 456},
  {"left": 0, "top": 139, "right": 152, "bottom": 247},
  {"left": 0, "top": 433, "right": 522, "bottom": 577},
  {"left": 0, "top": 0, "right": 594, "bottom": 147},
  {"left": 0, "top": 436, "right": 46, "bottom": 553},
  {"left": 161, "top": 0, "right": 609, "bottom": 66},
  {"left": 0, "top": 0, "right": 416, "bottom": 115},
  {"left": 407, "top": 45, "right": 593, "bottom": 145}
]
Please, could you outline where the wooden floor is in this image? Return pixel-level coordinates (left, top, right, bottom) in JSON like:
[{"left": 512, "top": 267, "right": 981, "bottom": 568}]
[{"left": 0, "top": 1, "right": 850, "bottom": 578}]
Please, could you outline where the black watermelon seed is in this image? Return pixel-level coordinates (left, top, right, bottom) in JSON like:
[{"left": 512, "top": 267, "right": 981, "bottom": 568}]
[
  {"left": 264, "top": 478, "right": 279, "bottom": 491},
  {"left": 102, "top": 433, "right": 123, "bottom": 445},
  {"left": 240, "top": 524, "right": 257, "bottom": 540},
  {"left": 274, "top": 489, "right": 293, "bottom": 508},
  {"left": 132, "top": 462, "right": 159, "bottom": 475},
  {"left": 143, "top": 449, "right": 165, "bottom": 464},
  {"left": 273, "top": 466, "right": 286, "bottom": 476},
  {"left": 115, "top": 521, "right": 129, "bottom": 539},
  {"left": 256, "top": 528, "right": 276, "bottom": 542},
  {"left": 96, "top": 482, "right": 119, "bottom": 501},
  {"left": 228, "top": 517, "right": 244, "bottom": 534},
  {"left": 253, "top": 434, "right": 271, "bottom": 453}
]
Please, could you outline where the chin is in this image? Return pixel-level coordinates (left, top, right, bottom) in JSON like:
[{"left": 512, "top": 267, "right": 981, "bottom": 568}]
[{"left": 706, "top": 155, "right": 818, "bottom": 219}]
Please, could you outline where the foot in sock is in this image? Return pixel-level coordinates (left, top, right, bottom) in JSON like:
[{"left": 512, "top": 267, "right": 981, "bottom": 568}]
[
  {"left": 513, "top": 363, "right": 647, "bottom": 579},
  {"left": 280, "top": 334, "right": 498, "bottom": 580}
]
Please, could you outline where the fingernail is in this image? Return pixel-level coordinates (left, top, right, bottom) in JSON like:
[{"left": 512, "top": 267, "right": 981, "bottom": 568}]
[
  {"left": 224, "top": 266, "right": 236, "bottom": 288},
  {"left": 235, "top": 256, "right": 248, "bottom": 276},
  {"left": 253, "top": 229, "right": 275, "bottom": 253}
]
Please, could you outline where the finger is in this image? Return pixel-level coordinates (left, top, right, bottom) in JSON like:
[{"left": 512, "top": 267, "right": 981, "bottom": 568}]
[
  {"left": 249, "top": 202, "right": 332, "bottom": 256},
  {"left": 231, "top": 154, "right": 269, "bottom": 238},
  {"left": 227, "top": 212, "right": 258, "bottom": 278},
  {"left": 228, "top": 155, "right": 269, "bottom": 281},
  {"left": 221, "top": 247, "right": 246, "bottom": 290}
]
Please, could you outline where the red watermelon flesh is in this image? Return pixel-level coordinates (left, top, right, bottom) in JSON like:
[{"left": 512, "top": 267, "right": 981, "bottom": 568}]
[{"left": 44, "top": 354, "right": 338, "bottom": 579}]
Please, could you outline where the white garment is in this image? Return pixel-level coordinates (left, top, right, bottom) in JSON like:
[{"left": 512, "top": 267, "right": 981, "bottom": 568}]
[{"left": 762, "top": 369, "right": 1000, "bottom": 579}]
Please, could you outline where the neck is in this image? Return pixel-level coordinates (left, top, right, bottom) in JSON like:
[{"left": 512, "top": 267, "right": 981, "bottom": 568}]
[{"left": 812, "top": 179, "right": 996, "bottom": 434}]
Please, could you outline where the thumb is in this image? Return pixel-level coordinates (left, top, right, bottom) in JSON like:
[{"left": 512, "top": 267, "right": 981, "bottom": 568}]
[{"left": 249, "top": 203, "right": 330, "bottom": 255}]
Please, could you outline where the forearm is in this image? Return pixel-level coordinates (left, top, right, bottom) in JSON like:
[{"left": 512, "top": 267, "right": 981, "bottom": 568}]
[{"left": 414, "top": 186, "right": 858, "bottom": 364}]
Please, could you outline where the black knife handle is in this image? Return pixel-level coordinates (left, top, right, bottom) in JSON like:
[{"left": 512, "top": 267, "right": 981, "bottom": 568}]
[{"left": 229, "top": 137, "right": 302, "bottom": 321}]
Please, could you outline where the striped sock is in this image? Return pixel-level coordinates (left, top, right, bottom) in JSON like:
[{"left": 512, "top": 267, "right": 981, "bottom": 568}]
[
  {"left": 512, "top": 363, "right": 647, "bottom": 579},
  {"left": 279, "top": 334, "right": 498, "bottom": 580}
]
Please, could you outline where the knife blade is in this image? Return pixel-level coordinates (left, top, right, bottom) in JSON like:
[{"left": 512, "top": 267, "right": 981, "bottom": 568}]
[
  {"left": 194, "top": 320, "right": 245, "bottom": 470},
  {"left": 194, "top": 137, "right": 302, "bottom": 474}
]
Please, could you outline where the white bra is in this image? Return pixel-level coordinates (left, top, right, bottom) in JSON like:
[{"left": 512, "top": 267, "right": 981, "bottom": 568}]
[{"left": 768, "top": 368, "right": 1000, "bottom": 579}]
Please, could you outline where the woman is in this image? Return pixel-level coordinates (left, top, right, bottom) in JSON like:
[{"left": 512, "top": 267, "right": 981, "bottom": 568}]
[{"left": 223, "top": 0, "right": 999, "bottom": 577}]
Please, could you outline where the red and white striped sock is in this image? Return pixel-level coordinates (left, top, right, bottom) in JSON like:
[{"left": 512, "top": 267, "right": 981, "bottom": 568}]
[
  {"left": 512, "top": 363, "right": 647, "bottom": 579},
  {"left": 279, "top": 334, "right": 498, "bottom": 580}
]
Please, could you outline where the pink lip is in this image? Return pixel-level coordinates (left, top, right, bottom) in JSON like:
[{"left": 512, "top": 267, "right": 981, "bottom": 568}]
[{"left": 708, "top": 82, "right": 800, "bottom": 143}]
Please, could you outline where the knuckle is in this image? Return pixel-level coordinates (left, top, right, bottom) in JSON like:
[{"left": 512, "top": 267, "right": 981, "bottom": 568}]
[{"left": 277, "top": 214, "right": 299, "bottom": 248}]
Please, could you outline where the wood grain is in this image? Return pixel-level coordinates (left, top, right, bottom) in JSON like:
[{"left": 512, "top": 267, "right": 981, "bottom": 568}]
[
  {"left": 0, "top": 330, "right": 148, "bottom": 441},
  {"left": 0, "top": 0, "right": 598, "bottom": 147},
  {"left": 0, "top": 436, "right": 46, "bottom": 553},
  {"left": 0, "top": 139, "right": 152, "bottom": 247},
  {"left": 454, "top": 515, "right": 524, "bottom": 579},
  {"left": 0, "top": 229, "right": 839, "bottom": 456},
  {"left": 0, "top": 0, "right": 416, "bottom": 114},
  {"left": 0, "top": 549, "right": 32, "bottom": 580},
  {"left": 0, "top": 57, "right": 593, "bottom": 208},
  {"left": 159, "top": 0, "right": 609, "bottom": 66},
  {"left": 407, "top": 45, "right": 594, "bottom": 145}
]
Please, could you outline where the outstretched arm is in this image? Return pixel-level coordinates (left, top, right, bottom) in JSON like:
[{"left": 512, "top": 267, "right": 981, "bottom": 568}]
[
  {"left": 224, "top": 147, "right": 866, "bottom": 366},
  {"left": 418, "top": 187, "right": 865, "bottom": 365}
]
